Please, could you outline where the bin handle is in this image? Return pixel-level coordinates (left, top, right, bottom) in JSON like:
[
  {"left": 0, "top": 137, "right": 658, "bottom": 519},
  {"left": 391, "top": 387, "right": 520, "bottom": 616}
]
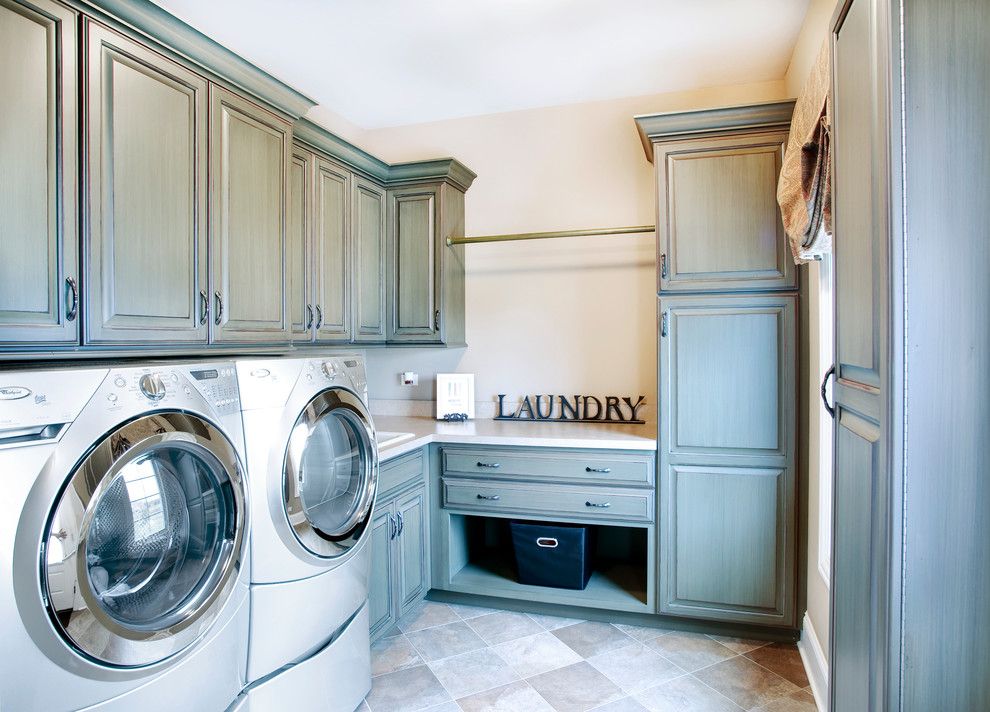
[
  {"left": 536, "top": 537, "right": 559, "bottom": 548},
  {"left": 585, "top": 501, "right": 611, "bottom": 508},
  {"left": 477, "top": 493, "right": 501, "bottom": 501}
]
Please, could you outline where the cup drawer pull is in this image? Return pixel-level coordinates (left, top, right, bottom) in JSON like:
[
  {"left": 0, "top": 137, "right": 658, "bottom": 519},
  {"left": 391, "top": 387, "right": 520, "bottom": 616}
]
[
  {"left": 477, "top": 494, "right": 501, "bottom": 501},
  {"left": 476, "top": 461, "right": 501, "bottom": 468},
  {"left": 536, "top": 537, "right": 558, "bottom": 548},
  {"left": 585, "top": 501, "right": 611, "bottom": 508},
  {"left": 585, "top": 466, "right": 612, "bottom": 473}
]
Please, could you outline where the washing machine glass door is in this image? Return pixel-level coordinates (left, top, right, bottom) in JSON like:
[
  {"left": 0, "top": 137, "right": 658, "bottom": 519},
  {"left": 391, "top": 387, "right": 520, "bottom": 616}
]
[
  {"left": 44, "top": 412, "right": 247, "bottom": 668},
  {"left": 284, "top": 387, "right": 378, "bottom": 558}
]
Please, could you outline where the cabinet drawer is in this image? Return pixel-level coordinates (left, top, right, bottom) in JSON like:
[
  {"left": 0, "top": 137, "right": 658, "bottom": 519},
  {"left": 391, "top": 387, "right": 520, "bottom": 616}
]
[
  {"left": 442, "top": 478, "right": 654, "bottom": 523},
  {"left": 442, "top": 448, "right": 654, "bottom": 487},
  {"left": 379, "top": 448, "right": 425, "bottom": 498}
]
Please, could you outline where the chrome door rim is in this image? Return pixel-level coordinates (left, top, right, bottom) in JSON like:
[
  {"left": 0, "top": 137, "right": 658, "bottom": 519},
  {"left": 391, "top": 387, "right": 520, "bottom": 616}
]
[
  {"left": 282, "top": 387, "right": 378, "bottom": 558},
  {"left": 42, "top": 412, "right": 247, "bottom": 668}
]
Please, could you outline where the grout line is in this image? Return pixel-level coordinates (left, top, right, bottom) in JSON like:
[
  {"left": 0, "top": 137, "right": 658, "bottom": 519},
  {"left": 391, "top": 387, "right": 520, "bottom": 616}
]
[{"left": 686, "top": 671, "right": 749, "bottom": 711}]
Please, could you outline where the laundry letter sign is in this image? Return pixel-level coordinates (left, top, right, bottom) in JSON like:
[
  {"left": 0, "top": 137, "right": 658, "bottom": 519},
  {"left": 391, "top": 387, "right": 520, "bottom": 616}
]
[{"left": 495, "top": 394, "right": 647, "bottom": 424}]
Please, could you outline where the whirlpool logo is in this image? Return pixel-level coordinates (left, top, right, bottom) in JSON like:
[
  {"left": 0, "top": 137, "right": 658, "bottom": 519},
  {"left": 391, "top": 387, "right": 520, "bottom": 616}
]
[{"left": 0, "top": 386, "right": 32, "bottom": 401}]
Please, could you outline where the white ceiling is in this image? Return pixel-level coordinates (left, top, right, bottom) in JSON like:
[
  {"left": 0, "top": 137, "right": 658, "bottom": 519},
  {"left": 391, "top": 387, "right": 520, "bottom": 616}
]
[{"left": 152, "top": 0, "right": 810, "bottom": 129}]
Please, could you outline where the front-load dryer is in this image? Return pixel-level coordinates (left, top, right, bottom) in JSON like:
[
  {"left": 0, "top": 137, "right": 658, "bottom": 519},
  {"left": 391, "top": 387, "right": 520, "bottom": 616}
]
[
  {"left": 233, "top": 355, "right": 376, "bottom": 711},
  {"left": 0, "top": 363, "right": 250, "bottom": 712}
]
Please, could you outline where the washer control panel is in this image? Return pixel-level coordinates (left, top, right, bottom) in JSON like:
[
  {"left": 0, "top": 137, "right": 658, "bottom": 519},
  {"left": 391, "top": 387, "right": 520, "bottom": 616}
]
[{"left": 102, "top": 364, "right": 240, "bottom": 416}]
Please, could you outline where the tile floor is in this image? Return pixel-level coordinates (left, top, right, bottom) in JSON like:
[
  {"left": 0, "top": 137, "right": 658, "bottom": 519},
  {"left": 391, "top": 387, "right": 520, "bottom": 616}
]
[{"left": 358, "top": 601, "right": 818, "bottom": 712}]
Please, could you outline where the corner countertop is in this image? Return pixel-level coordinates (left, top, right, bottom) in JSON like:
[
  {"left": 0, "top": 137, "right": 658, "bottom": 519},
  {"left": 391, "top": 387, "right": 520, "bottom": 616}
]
[{"left": 373, "top": 415, "right": 657, "bottom": 461}]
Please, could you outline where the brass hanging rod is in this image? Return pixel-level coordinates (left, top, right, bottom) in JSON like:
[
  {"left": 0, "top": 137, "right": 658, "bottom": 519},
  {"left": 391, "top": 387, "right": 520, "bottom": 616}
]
[{"left": 446, "top": 224, "right": 655, "bottom": 246}]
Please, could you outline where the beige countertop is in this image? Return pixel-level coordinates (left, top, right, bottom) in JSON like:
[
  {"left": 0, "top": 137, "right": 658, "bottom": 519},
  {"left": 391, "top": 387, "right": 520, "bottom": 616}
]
[{"left": 373, "top": 415, "right": 657, "bottom": 461}]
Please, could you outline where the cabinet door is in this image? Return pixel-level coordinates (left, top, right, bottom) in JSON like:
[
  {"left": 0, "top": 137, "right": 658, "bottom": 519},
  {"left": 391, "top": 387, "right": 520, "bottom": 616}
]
[
  {"left": 210, "top": 86, "right": 290, "bottom": 342},
  {"left": 369, "top": 503, "right": 397, "bottom": 640},
  {"left": 313, "top": 157, "right": 350, "bottom": 341},
  {"left": 387, "top": 185, "right": 441, "bottom": 343},
  {"left": 658, "top": 293, "right": 796, "bottom": 625},
  {"left": 396, "top": 485, "right": 429, "bottom": 616},
  {"left": 288, "top": 146, "right": 314, "bottom": 342},
  {"left": 655, "top": 132, "right": 795, "bottom": 293},
  {"left": 0, "top": 0, "right": 78, "bottom": 346},
  {"left": 352, "top": 177, "right": 386, "bottom": 342},
  {"left": 84, "top": 22, "right": 209, "bottom": 344}
]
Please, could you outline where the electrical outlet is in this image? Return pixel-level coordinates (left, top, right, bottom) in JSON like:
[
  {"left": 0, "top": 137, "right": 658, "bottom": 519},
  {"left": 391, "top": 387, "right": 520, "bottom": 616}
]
[{"left": 400, "top": 371, "right": 419, "bottom": 386}]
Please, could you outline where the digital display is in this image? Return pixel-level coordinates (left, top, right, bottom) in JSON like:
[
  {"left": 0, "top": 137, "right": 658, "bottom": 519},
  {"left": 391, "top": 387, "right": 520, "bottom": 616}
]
[{"left": 191, "top": 369, "right": 219, "bottom": 381}]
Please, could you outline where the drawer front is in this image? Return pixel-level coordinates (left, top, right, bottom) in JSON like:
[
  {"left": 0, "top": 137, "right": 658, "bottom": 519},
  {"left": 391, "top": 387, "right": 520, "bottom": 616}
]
[
  {"left": 442, "top": 478, "right": 654, "bottom": 523},
  {"left": 442, "top": 448, "right": 654, "bottom": 487},
  {"left": 379, "top": 448, "right": 425, "bottom": 498}
]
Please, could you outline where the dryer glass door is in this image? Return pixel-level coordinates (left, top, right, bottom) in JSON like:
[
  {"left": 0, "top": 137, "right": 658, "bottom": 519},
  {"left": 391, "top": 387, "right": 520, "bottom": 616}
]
[
  {"left": 284, "top": 387, "right": 378, "bottom": 558},
  {"left": 44, "top": 412, "right": 247, "bottom": 668}
]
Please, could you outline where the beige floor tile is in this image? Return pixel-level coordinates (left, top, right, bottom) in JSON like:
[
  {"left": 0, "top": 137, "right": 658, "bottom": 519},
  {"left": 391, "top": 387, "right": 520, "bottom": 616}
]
[
  {"left": 750, "top": 688, "right": 818, "bottom": 712},
  {"left": 612, "top": 623, "right": 671, "bottom": 643},
  {"left": 527, "top": 661, "right": 625, "bottom": 712},
  {"left": 706, "top": 635, "right": 772, "bottom": 655},
  {"left": 492, "top": 632, "right": 582, "bottom": 678},
  {"left": 527, "top": 613, "right": 586, "bottom": 631},
  {"left": 467, "top": 610, "right": 544, "bottom": 645},
  {"left": 372, "top": 634, "right": 425, "bottom": 677},
  {"left": 365, "top": 664, "right": 452, "bottom": 712},
  {"left": 398, "top": 602, "right": 462, "bottom": 633},
  {"left": 589, "top": 698, "right": 652, "bottom": 712},
  {"left": 634, "top": 675, "right": 743, "bottom": 712},
  {"left": 406, "top": 621, "right": 486, "bottom": 663},
  {"left": 586, "top": 642, "right": 685, "bottom": 694},
  {"left": 645, "top": 632, "right": 737, "bottom": 673},
  {"left": 447, "top": 602, "right": 500, "bottom": 620},
  {"left": 743, "top": 643, "right": 810, "bottom": 688},
  {"left": 457, "top": 679, "right": 556, "bottom": 712},
  {"left": 427, "top": 647, "right": 519, "bottom": 699},
  {"left": 552, "top": 621, "right": 634, "bottom": 658},
  {"left": 694, "top": 656, "right": 801, "bottom": 710},
  {"left": 420, "top": 704, "right": 461, "bottom": 712}
]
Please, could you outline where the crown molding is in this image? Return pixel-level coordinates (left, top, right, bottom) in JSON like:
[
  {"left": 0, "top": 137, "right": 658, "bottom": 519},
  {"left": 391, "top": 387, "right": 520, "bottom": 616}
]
[{"left": 633, "top": 99, "right": 796, "bottom": 162}]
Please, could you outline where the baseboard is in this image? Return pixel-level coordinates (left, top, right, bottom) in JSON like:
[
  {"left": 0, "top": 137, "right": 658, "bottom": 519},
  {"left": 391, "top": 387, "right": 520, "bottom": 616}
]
[{"left": 798, "top": 612, "right": 829, "bottom": 711}]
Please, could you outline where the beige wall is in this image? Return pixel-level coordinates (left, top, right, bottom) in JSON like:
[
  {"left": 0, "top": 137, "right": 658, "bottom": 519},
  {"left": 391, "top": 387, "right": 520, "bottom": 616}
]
[{"left": 357, "top": 80, "right": 788, "bottom": 409}]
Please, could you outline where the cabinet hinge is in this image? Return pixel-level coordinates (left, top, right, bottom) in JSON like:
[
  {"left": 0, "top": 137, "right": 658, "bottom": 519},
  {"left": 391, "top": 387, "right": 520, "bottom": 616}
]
[
  {"left": 434, "top": 309, "right": 441, "bottom": 332},
  {"left": 661, "top": 310, "right": 669, "bottom": 337}
]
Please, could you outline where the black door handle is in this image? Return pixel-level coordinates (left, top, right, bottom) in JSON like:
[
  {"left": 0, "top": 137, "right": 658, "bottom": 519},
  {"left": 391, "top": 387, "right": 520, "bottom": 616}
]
[{"left": 821, "top": 364, "right": 835, "bottom": 418}]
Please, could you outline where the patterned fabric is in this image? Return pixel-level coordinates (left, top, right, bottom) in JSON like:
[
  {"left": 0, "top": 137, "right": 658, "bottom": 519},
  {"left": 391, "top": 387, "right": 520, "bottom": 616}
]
[{"left": 777, "top": 40, "right": 833, "bottom": 263}]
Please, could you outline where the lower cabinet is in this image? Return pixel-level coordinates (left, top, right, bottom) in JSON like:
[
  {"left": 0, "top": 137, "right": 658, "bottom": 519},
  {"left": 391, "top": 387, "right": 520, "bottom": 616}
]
[{"left": 370, "top": 451, "right": 429, "bottom": 641}]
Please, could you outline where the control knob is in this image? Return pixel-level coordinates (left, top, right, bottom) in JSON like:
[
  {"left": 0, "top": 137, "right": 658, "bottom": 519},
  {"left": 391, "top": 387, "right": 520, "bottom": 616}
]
[
  {"left": 139, "top": 373, "right": 166, "bottom": 401},
  {"left": 322, "top": 362, "right": 338, "bottom": 380}
]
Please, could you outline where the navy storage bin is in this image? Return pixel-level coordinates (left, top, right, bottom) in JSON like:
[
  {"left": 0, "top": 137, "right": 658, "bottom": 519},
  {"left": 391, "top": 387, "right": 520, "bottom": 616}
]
[{"left": 510, "top": 521, "right": 595, "bottom": 590}]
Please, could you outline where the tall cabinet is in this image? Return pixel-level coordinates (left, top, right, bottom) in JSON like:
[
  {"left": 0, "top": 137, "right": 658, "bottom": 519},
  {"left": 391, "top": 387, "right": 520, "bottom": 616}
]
[
  {"left": 636, "top": 102, "right": 799, "bottom": 627},
  {"left": 0, "top": 0, "right": 79, "bottom": 346}
]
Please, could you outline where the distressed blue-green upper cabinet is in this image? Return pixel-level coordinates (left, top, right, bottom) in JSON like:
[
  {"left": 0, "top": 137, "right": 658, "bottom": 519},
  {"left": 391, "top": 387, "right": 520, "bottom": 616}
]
[
  {"left": 352, "top": 176, "right": 387, "bottom": 343},
  {"left": 84, "top": 20, "right": 210, "bottom": 344},
  {"left": 0, "top": 0, "right": 79, "bottom": 347},
  {"left": 210, "top": 85, "right": 292, "bottom": 343},
  {"left": 658, "top": 292, "right": 797, "bottom": 626},
  {"left": 387, "top": 182, "right": 466, "bottom": 345}
]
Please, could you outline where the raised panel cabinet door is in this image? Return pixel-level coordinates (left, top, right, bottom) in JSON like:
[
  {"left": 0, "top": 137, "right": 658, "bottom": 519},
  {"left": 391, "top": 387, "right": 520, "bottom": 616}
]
[
  {"left": 368, "top": 503, "right": 397, "bottom": 640},
  {"left": 656, "top": 132, "right": 795, "bottom": 293},
  {"left": 396, "top": 485, "right": 429, "bottom": 616},
  {"left": 0, "top": 0, "right": 78, "bottom": 346},
  {"left": 210, "top": 86, "right": 291, "bottom": 343},
  {"left": 659, "top": 463, "right": 794, "bottom": 625},
  {"left": 659, "top": 293, "right": 796, "bottom": 466},
  {"left": 84, "top": 21, "right": 209, "bottom": 344},
  {"left": 352, "top": 176, "right": 386, "bottom": 342},
  {"left": 313, "top": 157, "right": 350, "bottom": 341},
  {"left": 387, "top": 185, "right": 441, "bottom": 343},
  {"left": 288, "top": 146, "right": 314, "bottom": 342}
]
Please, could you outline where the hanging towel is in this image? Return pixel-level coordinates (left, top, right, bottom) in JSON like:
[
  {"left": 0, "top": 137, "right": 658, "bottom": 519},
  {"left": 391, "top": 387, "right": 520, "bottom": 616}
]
[{"left": 777, "top": 40, "right": 832, "bottom": 263}]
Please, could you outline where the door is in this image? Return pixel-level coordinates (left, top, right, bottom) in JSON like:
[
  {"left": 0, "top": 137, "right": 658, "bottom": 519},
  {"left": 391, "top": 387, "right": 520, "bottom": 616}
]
[
  {"left": 288, "top": 146, "right": 314, "bottom": 342},
  {"left": 395, "top": 485, "right": 429, "bottom": 615},
  {"left": 655, "top": 132, "right": 795, "bottom": 293},
  {"left": 210, "top": 86, "right": 291, "bottom": 342},
  {"left": 388, "top": 185, "right": 441, "bottom": 343},
  {"left": 44, "top": 412, "right": 247, "bottom": 667},
  {"left": 313, "top": 157, "right": 351, "bottom": 341},
  {"left": 0, "top": 0, "right": 79, "bottom": 346},
  {"left": 85, "top": 22, "right": 209, "bottom": 344},
  {"left": 369, "top": 502, "right": 396, "bottom": 639},
  {"left": 830, "top": 0, "right": 891, "bottom": 708},
  {"left": 282, "top": 387, "right": 378, "bottom": 559},
  {"left": 352, "top": 177, "right": 386, "bottom": 343},
  {"left": 658, "top": 293, "right": 796, "bottom": 625}
]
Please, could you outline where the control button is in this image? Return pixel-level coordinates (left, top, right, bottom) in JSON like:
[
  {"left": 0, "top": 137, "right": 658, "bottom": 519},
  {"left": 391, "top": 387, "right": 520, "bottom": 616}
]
[
  {"left": 139, "top": 373, "right": 166, "bottom": 401},
  {"left": 184, "top": 387, "right": 191, "bottom": 396},
  {"left": 170, "top": 372, "right": 179, "bottom": 382},
  {"left": 322, "top": 362, "right": 338, "bottom": 380},
  {"left": 113, "top": 377, "right": 126, "bottom": 388},
  {"left": 250, "top": 368, "right": 270, "bottom": 378},
  {"left": 106, "top": 393, "right": 117, "bottom": 403}
]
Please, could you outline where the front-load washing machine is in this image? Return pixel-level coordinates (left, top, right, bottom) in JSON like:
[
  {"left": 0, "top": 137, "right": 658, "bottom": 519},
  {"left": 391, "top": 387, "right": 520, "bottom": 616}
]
[
  {"left": 0, "top": 363, "right": 250, "bottom": 712},
  {"left": 233, "top": 355, "right": 376, "bottom": 711}
]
